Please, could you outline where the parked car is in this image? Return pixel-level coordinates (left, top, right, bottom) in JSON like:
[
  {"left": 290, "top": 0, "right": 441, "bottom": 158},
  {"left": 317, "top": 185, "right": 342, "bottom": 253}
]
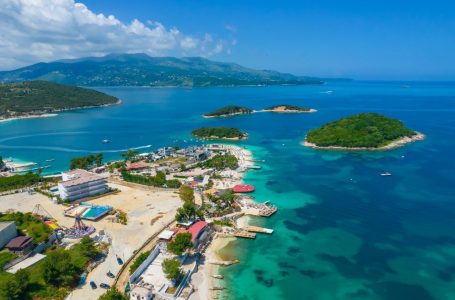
[
  {"left": 117, "top": 256, "right": 124, "bottom": 265},
  {"left": 100, "top": 283, "right": 110, "bottom": 289},
  {"left": 107, "top": 271, "right": 115, "bottom": 278},
  {"left": 90, "top": 281, "right": 97, "bottom": 289}
]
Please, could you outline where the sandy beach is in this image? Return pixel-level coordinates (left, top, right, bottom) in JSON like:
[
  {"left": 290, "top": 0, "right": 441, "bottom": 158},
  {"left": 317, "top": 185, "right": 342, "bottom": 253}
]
[
  {"left": 260, "top": 107, "right": 317, "bottom": 113},
  {"left": 0, "top": 113, "right": 58, "bottom": 123},
  {"left": 189, "top": 145, "right": 254, "bottom": 300},
  {"left": 0, "top": 99, "right": 122, "bottom": 123},
  {"left": 303, "top": 132, "right": 425, "bottom": 151},
  {"left": 190, "top": 236, "right": 236, "bottom": 300}
]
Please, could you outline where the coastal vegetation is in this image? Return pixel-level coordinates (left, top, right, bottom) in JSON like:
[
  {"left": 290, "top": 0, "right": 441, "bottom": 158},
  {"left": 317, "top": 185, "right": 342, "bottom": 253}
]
[
  {"left": 203, "top": 105, "right": 253, "bottom": 118},
  {"left": 0, "top": 53, "right": 323, "bottom": 87},
  {"left": 0, "top": 212, "right": 52, "bottom": 243},
  {"left": 0, "top": 172, "right": 49, "bottom": 192},
  {"left": 130, "top": 250, "right": 151, "bottom": 273},
  {"left": 176, "top": 185, "right": 204, "bottom": 223},
  {"left": 199, "top": 154, "right": 239, "bottom": 170},
  {"left": 70, "top": 153, "right": 103, "bottom": 170},
  {"left": 162, "top": 258, "right": 183, "bottom": 281},
  {"left": 179, "top": 185, "right": 195, "bottom": 202},
  {"left": 0, "top": 251, "right": 17, "bottom": 269},
  {"left": 305, "top": 113, "right": 419, "bottom": 148},
  {"left": 121, "top": 171, "right": 181, "bottom": 188},
  {"left": 0, "top": 237, "right": 100, "bottom": 300},
  {"left": 0, "top": 81, "right": 119, "bottom": 119},
  {"left": 121, "top": 149, "right": 139, "bottom": 161},
  {"left": 205, "top": 190, "right": 239, "bottom": 217},
  {"left": 167, "top": 233, "right": 193, "bottom": 256},
  {"left": 192, "top": 127, "right": 247, "bottom": 140},
  {"left": 175, "top": 197, "right": 204, "bottom": 222},
  {"left": 99, "top": 288, "right": 128, "bottom": 300},
  {"left": 264, "top": 104, "right": 313, "bottom": 112}
]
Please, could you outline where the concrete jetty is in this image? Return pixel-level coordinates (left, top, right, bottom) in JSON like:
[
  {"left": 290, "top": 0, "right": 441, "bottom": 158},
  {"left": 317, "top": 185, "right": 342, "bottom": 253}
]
[{"left": 244, "top": 226, "right": 274, "bottom": 234}]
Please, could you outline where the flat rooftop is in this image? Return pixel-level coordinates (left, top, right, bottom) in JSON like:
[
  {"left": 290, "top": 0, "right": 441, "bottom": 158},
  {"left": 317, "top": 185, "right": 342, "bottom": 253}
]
[
  {"left": 0, "top": 221, "right": 15, "bottom": 231},
  {"left": 60, "top": 169, "right": 105, "bottom": 188}
]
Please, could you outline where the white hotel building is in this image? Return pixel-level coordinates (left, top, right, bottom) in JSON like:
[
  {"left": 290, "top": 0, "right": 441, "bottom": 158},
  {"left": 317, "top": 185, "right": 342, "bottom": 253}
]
[{"left": 58, "top": 169, "right": 107, "bottom": 201}]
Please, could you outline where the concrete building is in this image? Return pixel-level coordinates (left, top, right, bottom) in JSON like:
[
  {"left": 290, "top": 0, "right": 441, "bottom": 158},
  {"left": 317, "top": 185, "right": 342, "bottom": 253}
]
[
  {"left": 0, "top": 221, "right": 17, "bottom": 249},
  {"left": 58, "top": 169, "right": 107, "bottom": 201}
]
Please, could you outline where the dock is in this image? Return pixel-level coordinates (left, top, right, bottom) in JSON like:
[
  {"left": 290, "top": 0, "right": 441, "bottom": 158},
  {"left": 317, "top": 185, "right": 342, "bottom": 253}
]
[
  {"left": 244, "top": 226, "right": 274, "bottom": 234},
  {"left": 234, "top": 230, "right": 256, "bottom": 239}
]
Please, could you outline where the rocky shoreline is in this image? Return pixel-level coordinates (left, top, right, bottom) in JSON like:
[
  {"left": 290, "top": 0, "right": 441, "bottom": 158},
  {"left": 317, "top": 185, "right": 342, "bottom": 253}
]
[
  {"left": 303, "top": 132, "right": 425, "bottom": 151},
  {"left": 0, "top": 99, "right": 122, "bottom": 123}
]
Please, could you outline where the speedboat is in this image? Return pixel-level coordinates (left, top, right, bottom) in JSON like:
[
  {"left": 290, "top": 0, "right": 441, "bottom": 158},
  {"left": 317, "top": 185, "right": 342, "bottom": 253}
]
[
  {"left": 102, "top": 139, "right": 110, "bottom": 144},
  {"left": 380, "top": 172, "right": 392, "bottom": 176}
]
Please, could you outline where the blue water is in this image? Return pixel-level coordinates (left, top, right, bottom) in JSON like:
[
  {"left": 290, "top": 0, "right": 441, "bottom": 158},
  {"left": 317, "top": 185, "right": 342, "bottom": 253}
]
[{"left": 1, "top": 81, "right": 455, "bottom": 299}]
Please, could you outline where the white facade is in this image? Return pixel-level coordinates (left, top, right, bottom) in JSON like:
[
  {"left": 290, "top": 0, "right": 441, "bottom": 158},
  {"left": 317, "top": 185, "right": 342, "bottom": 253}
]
[{"left": 58, "top": 169, "right": 107, "bottom": 201}]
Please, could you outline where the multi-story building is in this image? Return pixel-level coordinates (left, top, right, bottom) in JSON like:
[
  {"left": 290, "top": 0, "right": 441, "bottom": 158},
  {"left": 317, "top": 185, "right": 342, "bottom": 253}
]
[{"left": 58, "top": 169, "right": 107, "bottom": 201}]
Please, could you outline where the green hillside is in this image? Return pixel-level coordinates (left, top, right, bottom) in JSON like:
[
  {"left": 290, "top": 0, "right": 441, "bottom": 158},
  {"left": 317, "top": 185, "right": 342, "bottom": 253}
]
[
  {"left": 0, "top": 53, "right": 323, "bottom": 87},
  {"left": 306, "top": 113, "right": 417, "bottom": 148},
  {"left": 0, "top": 81, "right": 118, "bottom": 118}
]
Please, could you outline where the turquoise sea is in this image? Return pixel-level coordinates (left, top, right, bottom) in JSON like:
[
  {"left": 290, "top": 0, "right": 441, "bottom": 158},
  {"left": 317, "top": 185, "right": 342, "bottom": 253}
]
[{"left": 1, "top": 81, "right": 455, "bottom": 299}]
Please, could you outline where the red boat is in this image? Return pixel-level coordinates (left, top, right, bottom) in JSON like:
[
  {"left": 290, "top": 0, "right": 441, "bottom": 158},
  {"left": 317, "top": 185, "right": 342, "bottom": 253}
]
[{"left": 233, "top": 184, "right": 255, "bottom": 193}]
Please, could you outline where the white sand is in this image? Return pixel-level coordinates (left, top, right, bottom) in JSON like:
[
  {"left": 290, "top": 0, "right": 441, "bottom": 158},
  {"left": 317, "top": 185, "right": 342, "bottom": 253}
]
[{"left": 190, "top": 236, "right": 235, "bottom": 300}]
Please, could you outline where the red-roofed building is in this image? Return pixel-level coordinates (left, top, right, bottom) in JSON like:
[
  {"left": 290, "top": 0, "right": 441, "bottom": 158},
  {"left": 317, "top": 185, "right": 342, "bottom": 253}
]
[
  {"left": 189, "top": 181, "right": 199, "bottom": 188},
  {"left": 126, "top": 162, "right": 148, "bottom": 171},
  {"left": 233, "top": 184, "right": 255, "bottom": 193},
  {"left": 187, "top": 221, "right": 208, "bottom": 246}
]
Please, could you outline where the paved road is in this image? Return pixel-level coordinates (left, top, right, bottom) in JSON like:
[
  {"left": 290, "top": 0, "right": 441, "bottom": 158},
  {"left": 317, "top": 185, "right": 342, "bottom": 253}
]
[{"left": 114, "top": 220, "right": 176, "bottom": 292}]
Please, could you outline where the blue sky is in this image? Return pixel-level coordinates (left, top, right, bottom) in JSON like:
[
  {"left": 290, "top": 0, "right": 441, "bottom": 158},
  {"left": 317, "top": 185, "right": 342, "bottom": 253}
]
[{"left": 1, "top": 0, "right": 454, "bottom": 80}]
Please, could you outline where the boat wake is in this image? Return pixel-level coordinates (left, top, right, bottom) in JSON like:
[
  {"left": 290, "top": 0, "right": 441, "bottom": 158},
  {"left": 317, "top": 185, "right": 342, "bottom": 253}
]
[{"left": 0, "top": 144, "right": 152, "bottom": 153}]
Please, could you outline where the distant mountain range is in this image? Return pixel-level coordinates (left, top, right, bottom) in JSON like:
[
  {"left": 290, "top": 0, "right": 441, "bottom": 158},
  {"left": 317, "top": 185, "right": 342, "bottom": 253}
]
[{"left": 0, "top": 53, "right": 323, "bottom": 87}]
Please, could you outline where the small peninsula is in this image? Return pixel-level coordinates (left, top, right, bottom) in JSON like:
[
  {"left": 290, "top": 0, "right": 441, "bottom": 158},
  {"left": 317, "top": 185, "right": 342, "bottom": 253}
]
[
  {"left": 203, "top": 105, "right": 254, "bottom": 118},
  {"left": 0, "top": 80, "right": 120, "bottom": 121},
  {"left": 262, "top": 104, "right": 316, "bottom": 113},
  {"left": 192, "top": 127, "right": 248, "bottom": 140},
  {"left": 304, "top": 113, "right": 424, "bottom": 150}
]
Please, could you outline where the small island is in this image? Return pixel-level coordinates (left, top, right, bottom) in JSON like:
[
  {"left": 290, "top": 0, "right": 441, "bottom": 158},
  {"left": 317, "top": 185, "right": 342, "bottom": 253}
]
[
  {"left": 262, "top": 104, "right": 316, "bottom": 113},
  {"left": 304, "top": 113, "right": 424, "bottom": 150},
  {"left": 192, "top": 127, "right": 248, "bottom": 140},
  {"left": 203, "top": 105, "right": 254, "bottom": 118},
  {"left": 0, "top": 80, "right": 120, "bottom": 122}
]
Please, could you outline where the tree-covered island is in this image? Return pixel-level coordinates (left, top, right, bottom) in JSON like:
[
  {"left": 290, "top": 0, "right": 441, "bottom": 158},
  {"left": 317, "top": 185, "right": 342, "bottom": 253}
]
[
  {"left": 304, "top": 113, "right": 424, "bottom": 150},
  {"left": 0, "top": 80, "right": 120, "bottom": 121},
  {"left": 262, "top": 104, "right": 316, "bottom": 113},
  {"left": 192, "top": 127, "right": 248, "bottom": 140},
  {"left": 203, "top": 105, "right": 254, "bottom": 118}
]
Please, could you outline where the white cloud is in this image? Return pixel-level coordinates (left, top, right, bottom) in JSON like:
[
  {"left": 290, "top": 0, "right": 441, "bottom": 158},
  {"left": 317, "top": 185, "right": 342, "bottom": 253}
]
[{"left": 0, "top": 0, "right": 235, "bottom": 70}]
